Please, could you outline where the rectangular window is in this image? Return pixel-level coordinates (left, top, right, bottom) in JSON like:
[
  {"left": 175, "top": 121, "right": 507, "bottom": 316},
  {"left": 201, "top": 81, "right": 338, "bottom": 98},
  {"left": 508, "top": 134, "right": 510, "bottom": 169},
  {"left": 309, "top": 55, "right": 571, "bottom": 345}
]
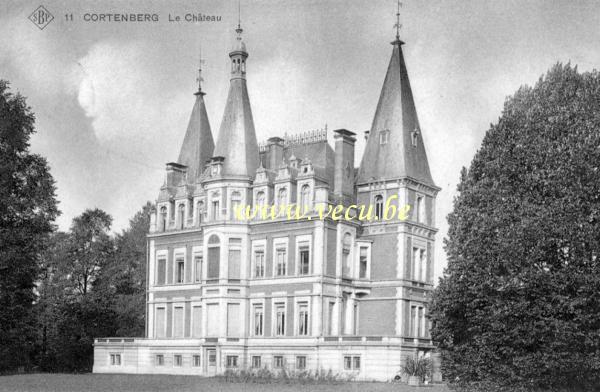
[
  {"left": 411, "top": 305, "right": 417, "bottom": 337},
  {"left": 353, "top": 303, "right": 359, "bottom": 335},
  {"left": 296, "top": 356, "right": 306, "bottom": 370},
  {"left": 251, "top": 356, "right": 261, "bottom": 368},
  {"left": 227, "top": 303, "right": 241, "bottom": 337},
  {"left": 155, "top": 354, "right": 164, "bottom": 366},
  {"left": 298, "top": 302, "right": 309, "bottom": 336},
  {"left": 206, "top": 304, "right": 219, "bottom": 336},
  {"left": 276, "top": 248, "right": 286, "bottom": 276},
  {"left": 110, "top": 353, "right": 121, "bottom": 366},
  {"left": 176, "top": 257, "right": 185, "bottom": 284},
  {"left": 274, "top": 355, "right": 284, "bottom": 368},
  {"left": 418, "top": 306, "right": 424, "bottom": 337},
  {"left": 416, "top": 196, "right": 424, "bottom": 223},
  {"left": 344, "top": 356, "right": 352, "bottom": 370},
  {"left": 174, "top": 354, "right": 182, "bottom": 367},
  {"left": 193, "top": 355, "right": 201, "bottom": 367},
  {"left": 327, "top": 302, "right": 335, "bottom": 335},
  {"left": 412, "top": 247, "right": 421, "bottom": 281},
  {"left": 156, "top": 257, "right": 166, "bottom": 285},
  {"left": 342, "top": 249, "right": 350, "bottom": 277},
  {"left": 299, "top": 246, "right": 310, "bottom": 275},
  {"left": 359, "top": 247, "right": 368, "bottom": 279},
  {"left": 192, "top": 305, "right": 202, "bottom": 338},
  {"left": 420, "top": 249, "right": 426, "bottom": 282},
  {"left": 194, "top": 255, "right": 203, "bottom": 282},
  {"left": 155, "top": 307, "right": 166, "bottom": 338},
  {"left": 254, "top": 250, "right": 265, "bottom": 278},
  {"left": 207, "top": 247, "right": 220, "bottom": 279},
  {"left": 212, "top": 200, "right": 219, "bottom": 220},
  {"left": 253, "top": 305, "right": 264, "bottom": 336},
  {"left": 344, "top": 355, "right": 361, "bottom": 370},
  {"left": 173, "top": 306, "right": 184, "bottom": 338},
  {"left": 228, "top": 249, "right": 241, "bottom": 280},
  {"left": 226, "top": 355, "right": 238, "bottom": 368},
  {"left": 275, "top": 303, "right": 286, "bottom": 336}
]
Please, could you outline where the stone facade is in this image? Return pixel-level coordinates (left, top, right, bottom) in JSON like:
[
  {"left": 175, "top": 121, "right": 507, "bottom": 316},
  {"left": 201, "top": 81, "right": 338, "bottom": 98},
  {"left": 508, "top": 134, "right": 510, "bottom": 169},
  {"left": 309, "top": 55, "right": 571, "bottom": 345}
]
[{"left": 93, "top": 23, "right": 440, "bottom": 382}]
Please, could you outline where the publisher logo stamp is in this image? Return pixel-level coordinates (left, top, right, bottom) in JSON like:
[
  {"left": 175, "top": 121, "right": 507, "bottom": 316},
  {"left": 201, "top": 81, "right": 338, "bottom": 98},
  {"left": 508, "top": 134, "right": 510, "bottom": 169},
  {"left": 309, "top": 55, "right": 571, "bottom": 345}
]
[{"left": 29, "top": 6, "right": 54, "bottom": 30}]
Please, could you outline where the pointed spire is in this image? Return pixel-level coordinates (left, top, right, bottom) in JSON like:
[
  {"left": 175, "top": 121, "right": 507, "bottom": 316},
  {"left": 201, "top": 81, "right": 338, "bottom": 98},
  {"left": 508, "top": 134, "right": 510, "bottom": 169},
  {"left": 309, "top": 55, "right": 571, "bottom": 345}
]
[
  {"left": 196, "top": 45, "right": 205, "bottom": 95},
  {"left": 357, "top": 32, "right": 434, "bottom": 186},
  {"left": 177, "top": 61, "right": 215, "bottom": 182},
  {"left": 393, "top": 0, "right": 403, "bottom": 44},
  {"left": 212, "top": 21, "right": 259, "bottom": 178}
]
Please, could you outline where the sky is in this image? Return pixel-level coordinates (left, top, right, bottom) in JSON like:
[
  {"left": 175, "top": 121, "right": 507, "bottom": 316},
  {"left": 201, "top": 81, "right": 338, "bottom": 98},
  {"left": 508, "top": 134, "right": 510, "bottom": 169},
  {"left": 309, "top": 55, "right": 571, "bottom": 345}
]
[{"left": 2, "top": 0, "right": 600, "bottom": 282}]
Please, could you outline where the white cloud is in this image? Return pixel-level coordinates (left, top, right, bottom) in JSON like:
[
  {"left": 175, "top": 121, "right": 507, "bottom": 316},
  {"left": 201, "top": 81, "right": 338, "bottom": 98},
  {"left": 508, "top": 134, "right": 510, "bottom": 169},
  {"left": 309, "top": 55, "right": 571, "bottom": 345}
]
[{"left": 73, "top": 40, "right": 188, "bottom": 150}]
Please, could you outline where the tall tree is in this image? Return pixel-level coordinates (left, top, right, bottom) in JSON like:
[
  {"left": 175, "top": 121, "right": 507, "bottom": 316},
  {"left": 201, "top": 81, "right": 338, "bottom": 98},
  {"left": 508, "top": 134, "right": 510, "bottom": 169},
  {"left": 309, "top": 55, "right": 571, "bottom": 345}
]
[
  {"left": 36, "top": 209, "right": 116, "bottom": 372},
  {"left": 104, "top": 202, "right": 152, "bottom": 336},
  {"left": 0, "top": 80, "right": 59, "bottom": 371},
  {"left": 430, "top": 64, "right": 600, "bottom": 391},
  {"left": 67, "top": 209, "right": 113, "bottom": 296}
]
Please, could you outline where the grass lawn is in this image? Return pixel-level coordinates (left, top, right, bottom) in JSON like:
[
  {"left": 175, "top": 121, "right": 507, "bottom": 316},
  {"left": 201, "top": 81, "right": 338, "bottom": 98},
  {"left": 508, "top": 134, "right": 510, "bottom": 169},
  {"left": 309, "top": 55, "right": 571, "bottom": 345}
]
[{"left": 0, "top": 374, "right": 450, "bottom": 392}]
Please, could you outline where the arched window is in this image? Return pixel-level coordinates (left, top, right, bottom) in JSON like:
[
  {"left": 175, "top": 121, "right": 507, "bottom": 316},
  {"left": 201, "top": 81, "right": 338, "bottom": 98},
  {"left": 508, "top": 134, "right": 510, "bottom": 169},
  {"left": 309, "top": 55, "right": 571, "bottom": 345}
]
[
  {"left": 301, "top": 184, "right": 311, "bottom": 208},
  {"left": 160, "top": 206, "right": 167, "bottom": 232},
  {"left": 231, "top": 191, "right": 242, "bottom": 220},
  {"left": 256, "top": 191, "right": 266, "bottom": 207},
  {"left": 277, "top": 187, "right": 287, "bottom": 206},
  {"left": 342, "top": 233, "right": 352, "bottom": 278},
  {"left": 178, "top": 204, "right": 185, "bottom": 229},
  {"left": 188, "top": 199, "right": 194, "bottom": 219},
  {"left": 374, "top": 195, "right": 384, "bottom": 220},
  {"left": 207, "top": 235, "right": 220, "bottom": 280}
]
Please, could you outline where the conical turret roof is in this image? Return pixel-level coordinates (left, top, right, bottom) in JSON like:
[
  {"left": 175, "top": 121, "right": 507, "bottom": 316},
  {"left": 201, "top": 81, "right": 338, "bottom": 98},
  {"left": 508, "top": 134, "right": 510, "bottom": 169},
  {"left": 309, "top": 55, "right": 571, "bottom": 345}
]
[
  {"left": 213, "top": 27, "right": 259, "bottom": 178},
  {"left": 177, "top": 92, "right": 215, "bottom": 182},
  {"left": 357, "top": 39, "right": 434, "bottom": 187}
]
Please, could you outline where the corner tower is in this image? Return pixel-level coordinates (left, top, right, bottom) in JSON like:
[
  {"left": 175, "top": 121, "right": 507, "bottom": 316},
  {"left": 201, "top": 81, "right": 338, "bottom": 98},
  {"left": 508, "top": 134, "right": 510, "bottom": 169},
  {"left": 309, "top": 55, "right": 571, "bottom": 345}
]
[{"left": 356, "top": 20, "right": 440, "bottom": 343}]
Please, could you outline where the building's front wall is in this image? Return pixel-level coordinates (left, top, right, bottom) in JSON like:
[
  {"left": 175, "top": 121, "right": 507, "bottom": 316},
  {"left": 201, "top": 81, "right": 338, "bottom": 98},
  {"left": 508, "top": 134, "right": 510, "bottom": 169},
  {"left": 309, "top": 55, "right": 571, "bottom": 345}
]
[{"left": 94, "top": 174, "right": 438, "bottom": 381}]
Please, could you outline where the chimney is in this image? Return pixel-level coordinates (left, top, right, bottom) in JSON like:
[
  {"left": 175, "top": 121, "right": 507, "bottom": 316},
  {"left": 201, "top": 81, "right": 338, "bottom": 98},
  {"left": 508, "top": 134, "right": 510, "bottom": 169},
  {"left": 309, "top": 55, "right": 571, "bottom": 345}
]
[
  {"left": 333, "top": 129, "right": 356, "bottom": 199},
  {"left": 165, "top": 162, "right": 187, "bottom": 187},
  {"left": 267, "top": 137, "right": 284, "bottom": 170}
]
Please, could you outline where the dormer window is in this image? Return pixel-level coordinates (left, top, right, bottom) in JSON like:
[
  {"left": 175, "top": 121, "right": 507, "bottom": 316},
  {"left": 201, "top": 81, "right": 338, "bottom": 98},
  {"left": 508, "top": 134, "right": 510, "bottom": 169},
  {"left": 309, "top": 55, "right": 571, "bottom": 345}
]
[
  {"left": 197, "top": 200, "right": 204, "bottom": 224},
  {"left": 159, "top": 206, "right": 167, "bottom": 232},
  {"left": 256, "top": 191, "right": 266, "bottom": 208},
  {"left": 300, "top": 184, "right": 311, "bottom": 208},
  {"left": 379, "top": 129, "right": 390, "bottom": 145},
  {"left": 277, "top": 187, "right": 288, "bottom": 207},
  {"left": 411, "top": 128, "right": 420, "bottom": 147},
  {"left": 177, "top": 203, "right": 185, "bottom": 229}
]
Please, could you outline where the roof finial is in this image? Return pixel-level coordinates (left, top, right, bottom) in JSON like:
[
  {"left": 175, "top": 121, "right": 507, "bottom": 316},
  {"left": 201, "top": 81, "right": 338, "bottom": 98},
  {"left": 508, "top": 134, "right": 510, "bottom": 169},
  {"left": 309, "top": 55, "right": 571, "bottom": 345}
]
[
  {"left": 236, "top": 0, "right": 243, "bottom": 36},
  {"left": 195, "top": 44, "right": 206, "bottom": 95},
  {"left": 394, "top": 0, "right": 402, "bottom": 41}
]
